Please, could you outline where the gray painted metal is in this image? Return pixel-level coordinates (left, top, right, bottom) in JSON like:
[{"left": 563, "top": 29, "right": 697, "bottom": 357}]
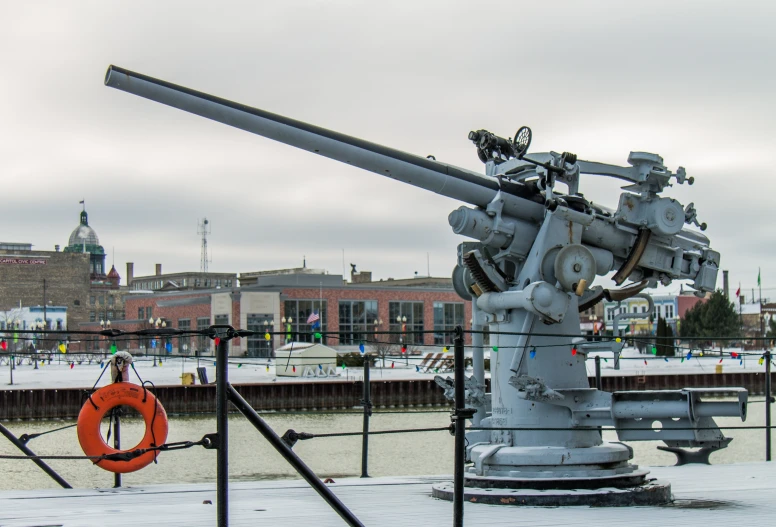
[{"left": 104, "top": 66, "right": 746, "bottom": 493}]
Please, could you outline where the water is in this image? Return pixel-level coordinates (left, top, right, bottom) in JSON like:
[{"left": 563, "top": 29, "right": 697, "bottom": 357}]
[{"left": 1, "top": 402, "right": 772, "bottom": 491}]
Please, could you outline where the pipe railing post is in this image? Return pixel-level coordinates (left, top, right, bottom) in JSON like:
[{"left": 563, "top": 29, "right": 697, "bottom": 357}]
[
  {"left": 216, "top": 334, "right": 230, "bottom": 526},
  {"left": 0, "top": 422, "right": 71, "bottom": 489},
  {"left": 766, "top": 350, "right": 772, "bottom": 462},
  {"left": 361, "top": 356, "right": 371, "bottom": 478},
  {"left": 113, "top": 408, "right": 122, "bottom": 488},
  {"left": 452, "top": 326, "right": 474, "bottom": 527}
]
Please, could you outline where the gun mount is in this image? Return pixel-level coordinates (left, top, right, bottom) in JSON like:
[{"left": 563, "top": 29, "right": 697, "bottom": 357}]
[{"left": 105, "top": 65, "right": 744, "bottom": 506}]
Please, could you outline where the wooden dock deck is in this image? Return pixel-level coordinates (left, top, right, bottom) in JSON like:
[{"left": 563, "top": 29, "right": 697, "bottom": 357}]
[{"left": 0, "top": 462, "right": 772, "bottom": 526}]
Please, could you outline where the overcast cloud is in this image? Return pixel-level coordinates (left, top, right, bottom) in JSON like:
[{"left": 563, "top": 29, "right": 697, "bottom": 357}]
[{"left": 1, "top": 1, "right": 774, "bottom": 296}]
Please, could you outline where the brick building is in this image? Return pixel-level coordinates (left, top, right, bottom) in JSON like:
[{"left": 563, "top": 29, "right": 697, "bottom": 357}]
[
  {"left": 0, "top": 207, "right": 125, "bottom": 338},
  {"left": 104, "top": 268, "right": 472, "bottom": 358},
  {"left": 127, "top": 262, "right": 236, "bottom": 292}
]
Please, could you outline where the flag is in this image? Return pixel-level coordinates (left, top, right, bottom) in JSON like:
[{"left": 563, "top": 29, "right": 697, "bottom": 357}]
[
  {"left": 79, "top": 200, "right": 84, "bottom": 204},
  {"left": 307, "top": 311, "right": 320, "bottom": 325},
  {"left": 735, "top": 284, "right": 741, "bottom": 297},
  {"left": 758, "top": 269, "right": 761, "bottom": 287}
]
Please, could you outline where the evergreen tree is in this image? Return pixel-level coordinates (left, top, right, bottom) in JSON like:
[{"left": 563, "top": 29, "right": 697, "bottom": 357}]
[{"left": 679, "top": 290, "right": 740, "bottom": 354}]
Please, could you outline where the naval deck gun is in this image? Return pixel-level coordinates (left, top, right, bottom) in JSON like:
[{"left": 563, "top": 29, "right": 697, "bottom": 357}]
[{"left": 105, "top": 65, "right": 746, "bottom": 505}]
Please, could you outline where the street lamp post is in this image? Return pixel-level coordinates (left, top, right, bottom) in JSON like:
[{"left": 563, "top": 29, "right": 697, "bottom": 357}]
[
  {"left": 149, "top": 317, "right": 165, "bottom": 366},
  {"left": 402, "top": 316, "right": 408, "bottom": 365},
  {"left": 262, "top": 319, "right": 275, "bottom": 358},
  {"left": 100, "top": 319, "right": 112, "bottom": 359},
  {"left": 33, "top": 321, "right": 45, "bottom": 370},
  {"left": 397, "top": 315, "right": 408, "bottom": 365},
  {"left": 281, "top": 317, "right": 293, "bottom": 344},
  {"left": 9, "top": 319, "right": 20, "bottom": 385}
]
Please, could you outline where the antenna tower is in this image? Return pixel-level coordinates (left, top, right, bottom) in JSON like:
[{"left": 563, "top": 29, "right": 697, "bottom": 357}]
[{"left": 198, "top": 218, "right": 211, "bottom": 272}]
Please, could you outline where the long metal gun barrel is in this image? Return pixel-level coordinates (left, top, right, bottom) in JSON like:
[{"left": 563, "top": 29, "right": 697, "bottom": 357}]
[
  {"left": 104, "top": 65, "right": 715, "bottom": 290},
  {"left": 104, "top": 65, "right": 538, "bottom": 217}
]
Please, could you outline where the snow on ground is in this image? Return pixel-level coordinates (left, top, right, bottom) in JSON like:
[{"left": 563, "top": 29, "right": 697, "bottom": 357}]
[{"left": 0, "top": 346, "right": 770, "bottom": 390}]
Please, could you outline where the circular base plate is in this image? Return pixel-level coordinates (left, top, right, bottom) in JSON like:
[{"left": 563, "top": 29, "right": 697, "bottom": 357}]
[
  {"left": 431, "top": 479, "right": 672, "bottom": 507},
  {"left": 464, "top": 469, "right": 650, "bottom": 490}
]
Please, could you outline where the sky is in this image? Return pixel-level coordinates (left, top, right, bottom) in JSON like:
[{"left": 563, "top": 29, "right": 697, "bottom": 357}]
[{"left": 1, "top": 1, "right": 774, "bottom": 298}]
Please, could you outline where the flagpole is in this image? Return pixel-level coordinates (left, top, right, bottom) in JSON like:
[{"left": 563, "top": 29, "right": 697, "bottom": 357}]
[{"left": 759, "top": 268, "right": 764, "bottom": 350}]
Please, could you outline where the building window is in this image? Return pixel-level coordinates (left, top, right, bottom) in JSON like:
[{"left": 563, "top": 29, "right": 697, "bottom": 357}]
[
  {"left": 247, "top": 314, "right": 274, "bottom": 357},
  {"left": 339, "top": 300, "right": 378, "bottom": 345},
  {"left": 226, "top": 279, "right": 232, "bottom": 287},
  {"left": 215, "top": 279, "right": 221, "bottom": 287},
  {"left": 146, "top": 307, "right": 153, "bottom": 320},
  {"left": 107, "top": 311, "right": 114, "bottom": 319},
  {"left": 667, "top": 305, "right": 674, "bottom": 319},
  {"left": 99, "top": 295, "right": 104, "bottom": 305},
  {"left": 283, "top": 299, "right": 327, "bottom": 344},
  {"left": 89, "top": 312, "right": 96, "bottom": 322},
  {"left": 388, "top": 301, "right": 424, "bottom": 345},
  {"left": 195, "top": 278, "right": 201, "bottom": 287},
  {"left": 632, "top": 306, "right": 637, "bottom": 313},
  {"left": 641, "top": 306, "right": 647, "bottom": 313},
  {"left": 183, "top": 278, "right": 188, "bottom": 287},
  {"left": 214, "top": 314, "right": 229, "bottom": 326},
  {"left": 433, "top": 302, "right": 464, "bottom": 345},
  {"left": 178, "top": 319, "right": 191, "bottom": 354},
  {"left": 108, "top": 296, "right": 114, "bottom": 306},
  {"left": 197, "top": 317, "right": 210, "bottom": 354},
  {"left": 138, "top": 307, "right": 144, "bottom": 319},
  {"left": 90, "top": 295, "right": 96, "bottom": 306}
]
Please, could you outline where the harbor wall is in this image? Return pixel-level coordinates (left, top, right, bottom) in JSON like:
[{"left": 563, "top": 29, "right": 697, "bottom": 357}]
[{"left": 1, "top": 371, "right": 773, "bottom": 420}]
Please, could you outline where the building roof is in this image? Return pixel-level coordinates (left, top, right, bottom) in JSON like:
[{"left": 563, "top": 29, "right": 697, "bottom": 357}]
[{"left": 739, "top": 303, "right": 761, "bottom": 315}]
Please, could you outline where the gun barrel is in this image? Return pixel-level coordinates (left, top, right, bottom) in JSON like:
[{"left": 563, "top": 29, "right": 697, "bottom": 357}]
[{"left": 105, "top": 65, "right": 538, "bottom": 217}]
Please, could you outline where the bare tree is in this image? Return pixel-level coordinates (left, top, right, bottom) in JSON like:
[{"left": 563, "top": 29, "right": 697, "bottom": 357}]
[{"left": 371, "top": 340, "right": 400, "bottom": 367}]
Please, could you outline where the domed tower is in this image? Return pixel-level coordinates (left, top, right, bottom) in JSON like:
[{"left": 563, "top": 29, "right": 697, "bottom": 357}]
[{"left": 63, "top": 206, "right": 106, "bottom": 280}]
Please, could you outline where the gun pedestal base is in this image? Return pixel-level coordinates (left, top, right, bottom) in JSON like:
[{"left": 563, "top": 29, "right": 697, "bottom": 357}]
[
  {"left": 431, "top": 478, "right": 672, "bottom": 506},
  {"left": 439, "top": 443, "right": 672, "bottom": 506}
]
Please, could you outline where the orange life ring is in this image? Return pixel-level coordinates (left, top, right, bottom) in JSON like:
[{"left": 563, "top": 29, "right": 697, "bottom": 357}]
[{"left": 77, "top": 382, "right": 168, "bottom": 474}]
